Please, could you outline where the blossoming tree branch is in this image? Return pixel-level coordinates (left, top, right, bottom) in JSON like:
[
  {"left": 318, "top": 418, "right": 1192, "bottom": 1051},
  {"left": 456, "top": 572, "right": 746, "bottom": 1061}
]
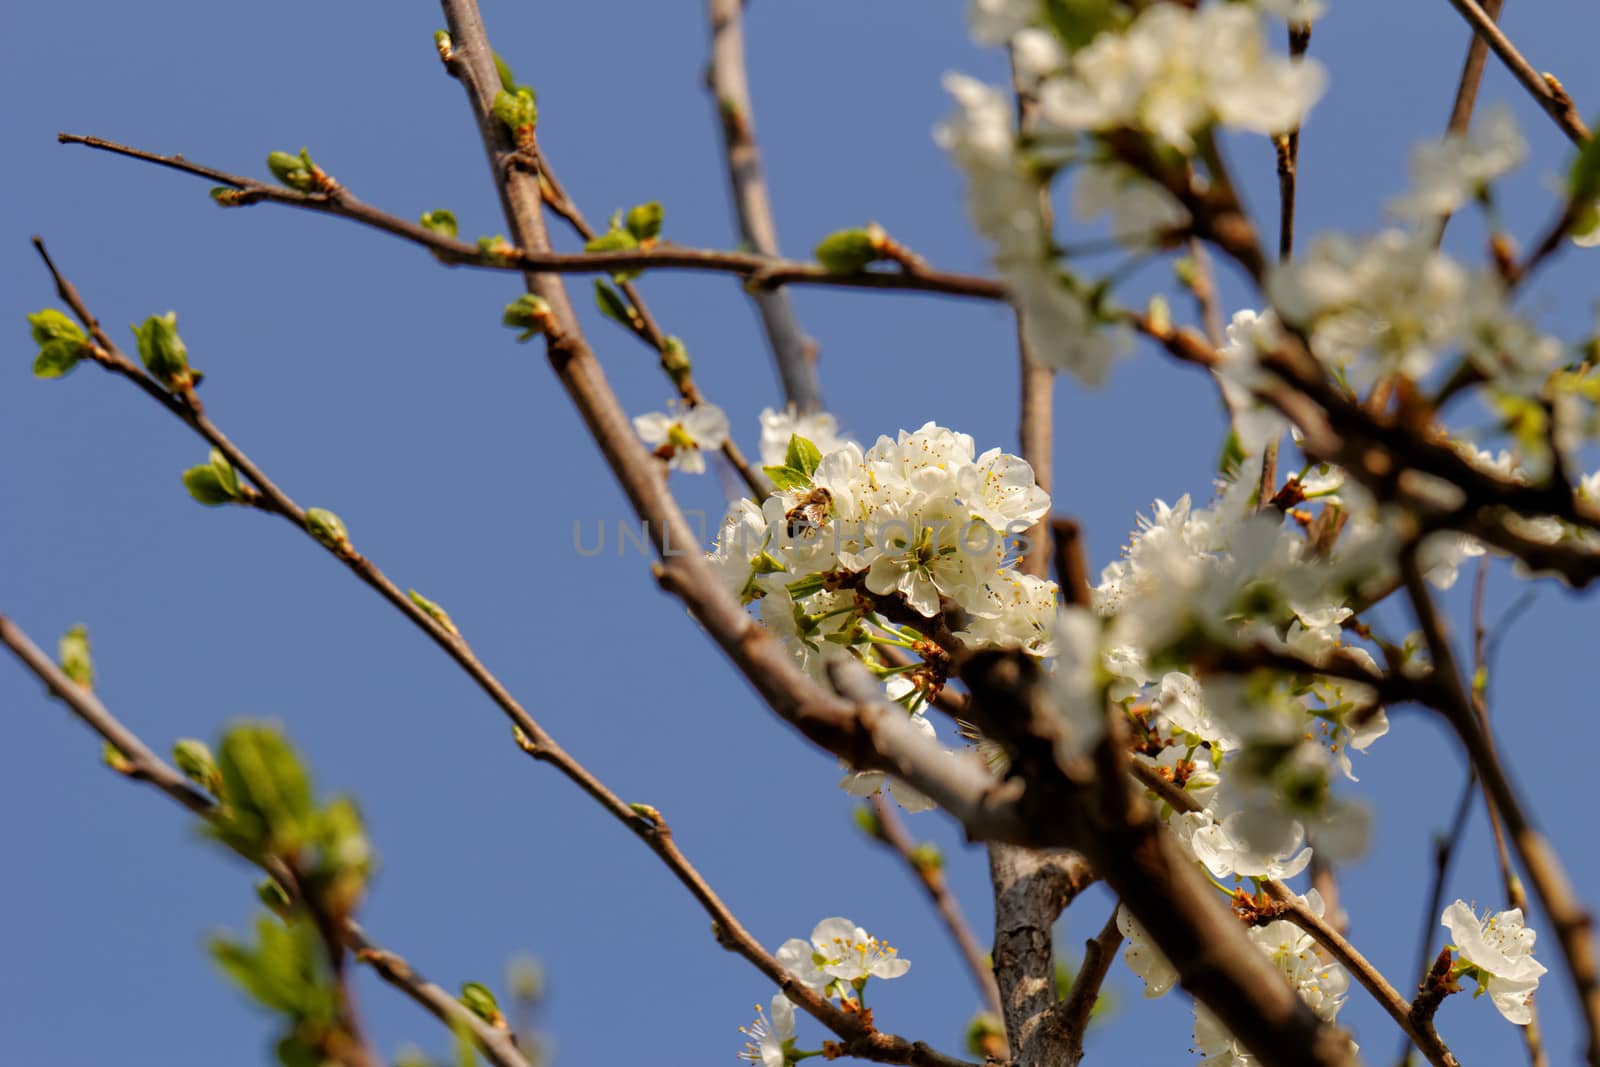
[{"left": 7, "top": 1, "right": 1600, "bottom": 1066}]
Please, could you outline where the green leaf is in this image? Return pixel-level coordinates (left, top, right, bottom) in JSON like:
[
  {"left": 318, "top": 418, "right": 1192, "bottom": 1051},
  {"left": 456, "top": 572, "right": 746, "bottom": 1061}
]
[
  {"left": 492, "top": 89, "right": 538, "bottom": 134},
  {"left": 130, "top": 312, "right": 195, "bottom": 388},
  {"left": 784, "top": 434, "right": 822, "bottom": 478},
  {"left": 212, "top": 722, "right": 317, "bottom": 859},
  {"left": 173, "top": 738, "right": 221, "bottom": 794},
  {"left": 593, "top": 279, "right": 634, "bottom": 325},
  {"left": 304, "top": 507, "right": 349, "bottom": 549},
  {"left": 420, "top": 209, "right": 459, "bottom": 239},
  {"left": 502, "top": 293, "right": 552, "bottom": 342},
  {"left": 763, "top": 464, "right": 812, "bottom": 491},
  {"left": 28, "top": 308, "right": 84, "bottom": 346},
  {"left": 59, "top": 624, "right": 93, "bottom": 689},
  {"left": 307, "top": 795, "right": 373, "bottom": 912},
  {"left": 210, "top": 913, "right": 339, "bottom": 1024},
  {"left": 625, "top": 201, "right": 663, "bottom": 242},
  {"left": 814, "top": 228, "right": 881, "bottom": 274},
  {"left": 33, "top": 338, "right": 86, "bottom": 378}
]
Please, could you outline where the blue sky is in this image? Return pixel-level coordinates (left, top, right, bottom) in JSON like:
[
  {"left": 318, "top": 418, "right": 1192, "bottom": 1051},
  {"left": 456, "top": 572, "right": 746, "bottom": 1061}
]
[{"left": 3, "top": 2, "right": 1599, "bottom": 1065}]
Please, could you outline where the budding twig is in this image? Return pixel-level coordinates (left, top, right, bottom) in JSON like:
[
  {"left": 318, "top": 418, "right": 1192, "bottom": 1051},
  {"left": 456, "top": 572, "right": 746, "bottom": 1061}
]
[{"left": 0, "top": 613, "right": 527, "bottom": 1067}]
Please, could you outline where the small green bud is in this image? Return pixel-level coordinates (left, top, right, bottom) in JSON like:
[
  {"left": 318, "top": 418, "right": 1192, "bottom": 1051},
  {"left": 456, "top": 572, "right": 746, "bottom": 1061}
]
[
  {"left": 492, "top": 89, "right": 538, "bottom": 135},
  {"left": 420, "top": 209, "right": 459, "bottom": 240},
  {"left": 476, "top": 234, "right": 517, "bottom": 263},
  {"left": 29, "top": 310, "right": 89, "bottom": 379},
  {"left": 407, "top": 589, "right": 460, "bottom": 636},
  {"left": 266, "top": 149, "right": 318, "bottom": 192},
  {"left": 173, "top": 738, "right": 222, "bottom": 794},
  {"left": 102, "top": 740, "right": 135, "bottom": 775},
  {"left": 310, "top": 795, "right": 373, "bottom": 913},
  {"left": 625, "top": 201, "right": 664, "bottom": 243},
  {"left": 583, "top": 228, "right": 639, "bottom": 255},
  {"left": 304, "top": 508, "right": 350, "bottom": 549},
  {"left": 131, "top": 312, "right": 196, "bottom": 389},
  {"left": 659, "top": 336, "right": 691, "bottom": 383},
  {"left": 852, "top": 803, "right": 883, "bottom": 839},
  {"left": 433, "top": 29, "right": 454, "bottom": 62},
  {"left": 629, "top": 802, "right": 663, "bottom": 827},
  {"left": 182, "top": 449, "right": 245, "bottom": 506},
  {"left": 964, "top": 1012, "right": 1007, "bottom": 1060},
  {"left": 209, "top": 186, "right": 250, "bottom": 207},
  {"left": 815, "top": 228, "right": 884, "bottom": 274},
  {"left": 492, "top": 51, "right": 519, "bottom": 93},
  {"left": 459, "top": 982, "right": 504, "bottom": 1026},
  {"left": 59, "top": 624, "right": 93, "bottom": 689},
  {"left": 908, "top": 841, "right": 943, "bottom": 874},
  {"left": 502, "top": 293, "right": 553, "bottom": 342},
  {"left": 256, "top": 877, "right": 293, "bottom": 916}
]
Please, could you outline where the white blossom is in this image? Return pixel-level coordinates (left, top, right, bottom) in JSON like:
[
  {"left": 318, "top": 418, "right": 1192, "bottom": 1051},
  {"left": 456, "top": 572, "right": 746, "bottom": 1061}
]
[
  {"left": 1390, "top": 104, "right": 1526, "bottom": 220},
  {"left": 759, "top": 407, "right": 849, "bottom": 468},
  {"left": 1037, "top": 5, "right": 1325, "bottom": 150},
  {"left": 1116, "top": 905, "right": 1178, "bottom": 998},
  {"left": 776, "top": 918, "right": 910, "bottom": 997},
  {"left": 1443, "top": 900, "right": 1548, "bottom": 1024},
  {"left": 633, "top": 403, "right": 729, "bottom": 474},
  {"left": 738, "top": 995, "right": 795, "bottom": 1067}
]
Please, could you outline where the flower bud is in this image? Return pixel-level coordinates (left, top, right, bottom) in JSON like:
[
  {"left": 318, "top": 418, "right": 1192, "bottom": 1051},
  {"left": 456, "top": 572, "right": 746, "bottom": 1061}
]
[{"left": 304, "top": 507, "right": 350, "bottom": 549}]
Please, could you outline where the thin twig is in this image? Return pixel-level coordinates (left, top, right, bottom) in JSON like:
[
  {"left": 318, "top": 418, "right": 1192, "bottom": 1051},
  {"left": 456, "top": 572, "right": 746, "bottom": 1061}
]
[
  {"left": 1400, "top": 548, "right": 1600, "bottom": 1067},
  {"left": 706, "top": 0, "right": 822, "bottom": 412},
  {"left": 0, "top": 613, "right": 528, "bottom": 1067},
  {"left": 1442, "top": 0, "right": 1589, "bottom": 143},
  {"left": 1051, "top": 907, "right": 1122, "bottom": 1065},
  {"left": 58, "top": 133, "right": 1006, "bottom": 301},
  {"left": 866, "top": 795, "right": 1003, "bottom": 1018}
]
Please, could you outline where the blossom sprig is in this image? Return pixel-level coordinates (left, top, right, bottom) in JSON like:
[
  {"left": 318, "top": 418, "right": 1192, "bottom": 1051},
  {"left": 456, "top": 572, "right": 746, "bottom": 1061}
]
[
  {"left": 633, "top": 403, "right": 730, "bottom": 474},
  {"left": 775, "top": 917, "right": 912, "bottom": 1008},
  {"left": 1441, "top": 900, "right": 1548, "bottom": 1025}
]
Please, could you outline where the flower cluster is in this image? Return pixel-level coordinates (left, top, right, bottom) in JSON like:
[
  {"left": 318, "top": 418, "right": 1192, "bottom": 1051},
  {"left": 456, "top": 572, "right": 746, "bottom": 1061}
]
[
  {"left": 1034, "top": 4, "right": 1325, "bottom": 150},
  {"left": 1119, "top": 889, "right": 1351, "bottom": 1062}
]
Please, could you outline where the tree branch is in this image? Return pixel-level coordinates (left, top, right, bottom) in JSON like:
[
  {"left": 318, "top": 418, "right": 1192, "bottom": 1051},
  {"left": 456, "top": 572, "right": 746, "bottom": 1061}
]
[
  {"left": 865, "top": 795, "right": 1005, "bottom": 1019},
  {"left": 1442, "top": 0, "right": 1589, "bottom": 143},
  {"left": 705, "top": 0, "right": 822, "bottom": 412},
  {"left": 0, "top": 612, "right": 528, "bottom": 1067},
  {"left": 58, "top": 133, "right": 1007, "bottom": 302}
]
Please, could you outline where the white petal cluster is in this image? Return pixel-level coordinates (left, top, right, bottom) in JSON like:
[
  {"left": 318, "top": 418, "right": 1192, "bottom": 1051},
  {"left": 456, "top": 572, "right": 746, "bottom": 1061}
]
[
  {"left": 632, "top": 403, "right": 730, "bottom": 474},
  {"left": 1191, "top": 890, "right": 1350, "bottom": 1065},
  {"left": 737, "top": 995, "right": 795, "bottom": 1067},
  {"left": 712, "top": 421, "right": 1056, "bottom": 808},
  {"left": 1266, "top": 237, "right": 1561, "bottom": 394},
  {"left": 1389, "top": 104, "right": 1526, "bottom": 220},
  {"left": 935, "top": 74, "right": 1130, "bottom": 386},
  {"left": 777, "top": 917, "right": 911, "bottom": 999},
  {"left": 1036, "top": 5, "right": 1325, "bottom": 150},
  {"left": 1443, "top": 900, "right": 1548, "bottom": 1025},
  {"left": 759, "top": 407, "right": 849, "bottom": 468}
]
